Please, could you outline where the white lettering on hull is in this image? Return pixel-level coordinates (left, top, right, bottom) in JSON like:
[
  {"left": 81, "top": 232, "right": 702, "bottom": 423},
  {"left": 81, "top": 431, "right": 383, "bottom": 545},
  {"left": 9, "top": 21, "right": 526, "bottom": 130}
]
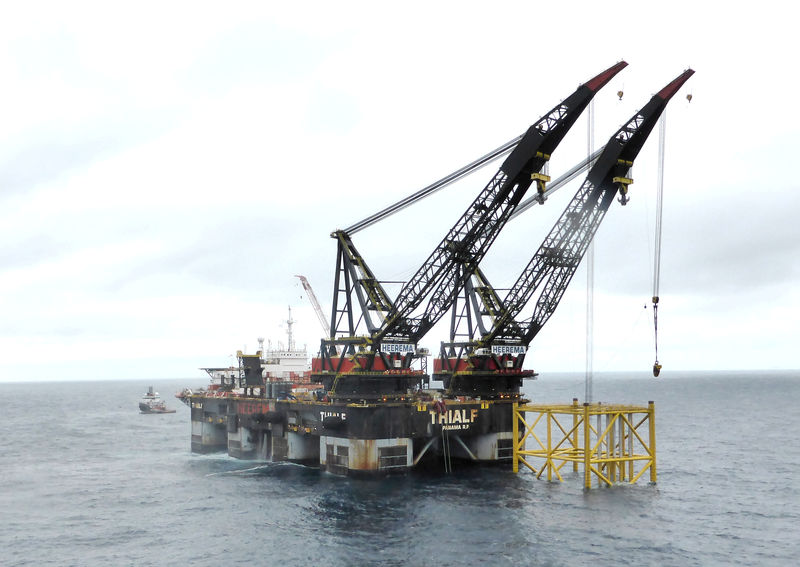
[
  {"left": 320, "top": 411, "right": 347, "bottom": 421},
  {"left": 429, "top": 408, "right": 481, "bottom": 430}
]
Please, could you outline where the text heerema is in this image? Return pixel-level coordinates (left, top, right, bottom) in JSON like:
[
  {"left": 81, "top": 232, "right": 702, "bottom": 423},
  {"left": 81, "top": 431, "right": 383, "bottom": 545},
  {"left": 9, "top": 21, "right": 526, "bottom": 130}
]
[
  {"left": 491, "top": 345, "right": 526, "bottom": 355},
  {"left": 381, "top": 343, "right": 415, "bottom": 353}
]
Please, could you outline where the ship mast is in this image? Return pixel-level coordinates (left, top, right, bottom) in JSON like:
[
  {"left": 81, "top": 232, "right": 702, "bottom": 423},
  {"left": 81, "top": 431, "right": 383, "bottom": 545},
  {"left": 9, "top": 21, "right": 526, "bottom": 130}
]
[{"left": 286, "top": 306, "right": 296, "bottom": 351}]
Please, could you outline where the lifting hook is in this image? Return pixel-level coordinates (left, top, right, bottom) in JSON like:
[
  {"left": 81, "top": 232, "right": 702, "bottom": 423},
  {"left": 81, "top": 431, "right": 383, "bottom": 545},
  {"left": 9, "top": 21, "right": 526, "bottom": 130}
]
[
  {"left": 531, "top": 172, "right": 550, "bottom": 204},
  {"left": 613, "top": 176, "right": 633, "bottom": 205},
  {"left": 652, "top": 296, "right": 661, "bottom": 377}
]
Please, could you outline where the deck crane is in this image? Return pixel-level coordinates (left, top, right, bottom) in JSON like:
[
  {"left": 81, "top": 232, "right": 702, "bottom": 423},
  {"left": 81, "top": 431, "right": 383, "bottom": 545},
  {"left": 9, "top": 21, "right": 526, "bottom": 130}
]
[
  {"left": 314, "top": 62, "right": 628, "bottom": 402},
  {"left": 435, "top": 69, "right": 695, "bottom": 399},
  {"left": 295, "top": 275, "right": 330, "bottom": 337}
]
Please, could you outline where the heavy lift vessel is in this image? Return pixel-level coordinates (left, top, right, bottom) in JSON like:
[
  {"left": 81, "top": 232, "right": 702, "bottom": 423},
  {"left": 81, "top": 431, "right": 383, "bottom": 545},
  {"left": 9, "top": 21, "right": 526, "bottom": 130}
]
[{"left": 184, "top": 64, "right": 693, "bottom": 476}]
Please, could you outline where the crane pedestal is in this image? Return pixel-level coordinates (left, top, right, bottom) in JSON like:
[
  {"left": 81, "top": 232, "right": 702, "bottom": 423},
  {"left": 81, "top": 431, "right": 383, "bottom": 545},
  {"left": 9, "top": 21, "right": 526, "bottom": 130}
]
[
  {"left": 439, "top": 372, "right": 524, "bottom": 400},
  {"left": 324, "top": 372, "right": 425, "bottom": 403},
  {"left": 512, "top": 399, "right": 656, "bottom": 488}
]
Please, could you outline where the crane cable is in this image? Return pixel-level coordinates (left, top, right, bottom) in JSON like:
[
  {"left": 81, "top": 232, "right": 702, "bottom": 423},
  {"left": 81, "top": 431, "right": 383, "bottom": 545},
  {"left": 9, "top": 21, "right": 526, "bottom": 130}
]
[
  {"left": 652, "top": 111, "right": 667, "bottom": 377},
  {"left": 585, "top": 99, "right": 595, "bottom": 403}
]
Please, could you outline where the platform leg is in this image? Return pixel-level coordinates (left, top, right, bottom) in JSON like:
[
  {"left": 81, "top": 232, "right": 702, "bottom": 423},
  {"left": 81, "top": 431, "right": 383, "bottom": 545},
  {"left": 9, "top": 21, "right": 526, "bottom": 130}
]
[
  {"left": 583, "top": 403, "right": 591, "bottom": 489},
  {"left": 572, "top": 398, "right": 579, "bottom": 473},
  {"left": 648, "top": 401, "right": 657, "bottom": 483},
  {"left": 512, "top": 402, "right": 519, "bottom": 474}
]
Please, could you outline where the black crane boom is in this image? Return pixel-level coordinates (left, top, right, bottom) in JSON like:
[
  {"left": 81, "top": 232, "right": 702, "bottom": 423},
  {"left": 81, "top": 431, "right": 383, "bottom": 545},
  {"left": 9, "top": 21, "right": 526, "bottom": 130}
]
[
  {"left": 483, "top": 69, "right": 695, "bottom": 346},
  {"left": 375, "top": 61, "right": 629, "bottom": 345}
]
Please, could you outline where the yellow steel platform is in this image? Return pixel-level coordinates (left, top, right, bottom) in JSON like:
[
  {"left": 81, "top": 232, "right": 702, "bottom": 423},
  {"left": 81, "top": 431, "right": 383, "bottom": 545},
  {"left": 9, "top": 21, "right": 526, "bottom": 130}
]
[{"left": 512, "top": 399, "right": 656, "bottom": 488}]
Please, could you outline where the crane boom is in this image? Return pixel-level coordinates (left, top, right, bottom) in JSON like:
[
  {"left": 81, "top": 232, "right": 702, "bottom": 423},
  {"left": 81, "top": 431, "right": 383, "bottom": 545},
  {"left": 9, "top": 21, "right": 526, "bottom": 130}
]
[
  {"left": 484, "top": 69, "right": 695, "bottom": 346},
  {"left": 296, "top": 275, "right": 330, "bottom": 338},
  {"left": 315, "top": 63, "right": 632, "bottom": 402},
  {"left": 376, "top": 61, "right": 628, "bottom": 345},
  {"left": 434, "top": 69, "right": 694, "bottom": 399}
]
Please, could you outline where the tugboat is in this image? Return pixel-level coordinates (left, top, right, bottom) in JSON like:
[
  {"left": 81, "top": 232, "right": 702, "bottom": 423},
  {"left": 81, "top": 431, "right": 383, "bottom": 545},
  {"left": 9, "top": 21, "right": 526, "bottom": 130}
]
[{"left": 139, "top": 386, "right": 176, "bottom": 414}]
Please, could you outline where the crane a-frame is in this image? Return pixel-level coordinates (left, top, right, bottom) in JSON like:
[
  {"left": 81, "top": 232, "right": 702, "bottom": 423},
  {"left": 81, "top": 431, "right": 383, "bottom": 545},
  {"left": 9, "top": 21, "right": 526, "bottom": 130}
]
[
  {"left": 435, "top": 69, "right": 695, "bottom": 399},
  {"left": 313, "top": 62, "right": 629, "bottom": 402}
]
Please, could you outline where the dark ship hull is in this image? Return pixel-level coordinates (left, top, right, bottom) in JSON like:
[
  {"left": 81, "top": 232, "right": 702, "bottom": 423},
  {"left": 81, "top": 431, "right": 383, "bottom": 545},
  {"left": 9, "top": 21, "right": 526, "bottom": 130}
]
[
  {"left": 139, "top": 402, "right": 176, "bottom": 414},
  {"left": 181, "top": 391, "right": 517, "bottom": 475}
]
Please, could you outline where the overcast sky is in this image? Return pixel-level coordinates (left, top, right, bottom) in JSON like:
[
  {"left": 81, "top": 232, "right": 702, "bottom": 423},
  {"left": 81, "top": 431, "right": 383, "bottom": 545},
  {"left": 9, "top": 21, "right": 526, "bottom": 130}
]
[{"left": 2, "top": 1, "right": 797, "bottom": 382}]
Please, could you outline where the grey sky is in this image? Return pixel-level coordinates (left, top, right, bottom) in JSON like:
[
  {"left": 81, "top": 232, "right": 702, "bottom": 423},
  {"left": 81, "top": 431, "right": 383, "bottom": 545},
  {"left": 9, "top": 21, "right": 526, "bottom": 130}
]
[{"left": 2, "top": 1, "right": 797, "bottom": 381}]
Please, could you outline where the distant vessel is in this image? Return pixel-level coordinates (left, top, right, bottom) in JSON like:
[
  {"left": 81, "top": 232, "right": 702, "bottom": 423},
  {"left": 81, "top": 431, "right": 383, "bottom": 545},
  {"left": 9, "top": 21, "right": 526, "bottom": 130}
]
[{"left": 139, "top": 386, "right": 176, "bottom": 414}]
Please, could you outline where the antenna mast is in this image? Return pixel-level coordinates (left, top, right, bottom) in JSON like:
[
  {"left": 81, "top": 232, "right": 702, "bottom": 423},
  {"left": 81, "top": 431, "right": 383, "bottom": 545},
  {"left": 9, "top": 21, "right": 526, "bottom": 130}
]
[{"left": 286, "top": 306, "right": 296, "bottom": 351}]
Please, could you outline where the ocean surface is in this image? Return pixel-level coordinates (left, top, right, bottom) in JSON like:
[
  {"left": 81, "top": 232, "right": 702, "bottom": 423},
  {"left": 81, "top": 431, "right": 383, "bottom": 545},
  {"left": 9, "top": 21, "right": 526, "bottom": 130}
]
[{"left": 2, "top": 370, "right": 798, "bottom": 566}]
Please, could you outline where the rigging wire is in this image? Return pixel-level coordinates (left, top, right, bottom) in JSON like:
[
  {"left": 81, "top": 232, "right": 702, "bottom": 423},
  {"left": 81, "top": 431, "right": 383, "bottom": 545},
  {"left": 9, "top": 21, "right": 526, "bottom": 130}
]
[
  {"left": 344, "top": 135, "right": 522, "bottom": 235},
  {"left": 652, "top": 111, "right": 667, "bottom": 377},
  {"left": 585, "top": 99, "right": 595, "bottom": 403}
]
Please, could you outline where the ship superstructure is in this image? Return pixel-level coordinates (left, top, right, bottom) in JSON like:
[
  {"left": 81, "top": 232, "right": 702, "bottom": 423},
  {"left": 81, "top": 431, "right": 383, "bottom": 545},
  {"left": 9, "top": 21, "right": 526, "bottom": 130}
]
[{"left": 261, "top": 307, "right": 312, "bottom": 383}]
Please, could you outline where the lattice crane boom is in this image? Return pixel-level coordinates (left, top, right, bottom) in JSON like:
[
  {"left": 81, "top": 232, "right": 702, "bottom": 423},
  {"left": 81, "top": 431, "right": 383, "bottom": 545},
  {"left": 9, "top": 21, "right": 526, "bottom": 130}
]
[
  {"left": 374, "top": 61, "right": 629, "bottom": 345},
  {"left": 295, "top": 275, "right": 331, "bottom": 338},
  {"left": 481, "top": 69, "right": 695, "bottom": 346},
  {"left": 323, "top": 62, "right": 627, "bottom": 358},
  {"left": 433, "top": 70, "right": 694, "bottom": 399}
]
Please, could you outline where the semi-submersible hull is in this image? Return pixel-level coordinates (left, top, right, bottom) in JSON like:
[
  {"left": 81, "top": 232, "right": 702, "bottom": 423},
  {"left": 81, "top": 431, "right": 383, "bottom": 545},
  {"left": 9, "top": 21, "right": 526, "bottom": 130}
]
[{"left": 187, "top": 393, "right": 517, "bottom": 475}]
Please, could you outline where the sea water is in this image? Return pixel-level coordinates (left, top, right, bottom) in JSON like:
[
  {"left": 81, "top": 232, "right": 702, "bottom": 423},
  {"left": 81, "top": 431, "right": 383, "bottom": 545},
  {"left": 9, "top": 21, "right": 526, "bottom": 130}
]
[{"left": 1, "top": 370, "right": 798, "bottom": 566}]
